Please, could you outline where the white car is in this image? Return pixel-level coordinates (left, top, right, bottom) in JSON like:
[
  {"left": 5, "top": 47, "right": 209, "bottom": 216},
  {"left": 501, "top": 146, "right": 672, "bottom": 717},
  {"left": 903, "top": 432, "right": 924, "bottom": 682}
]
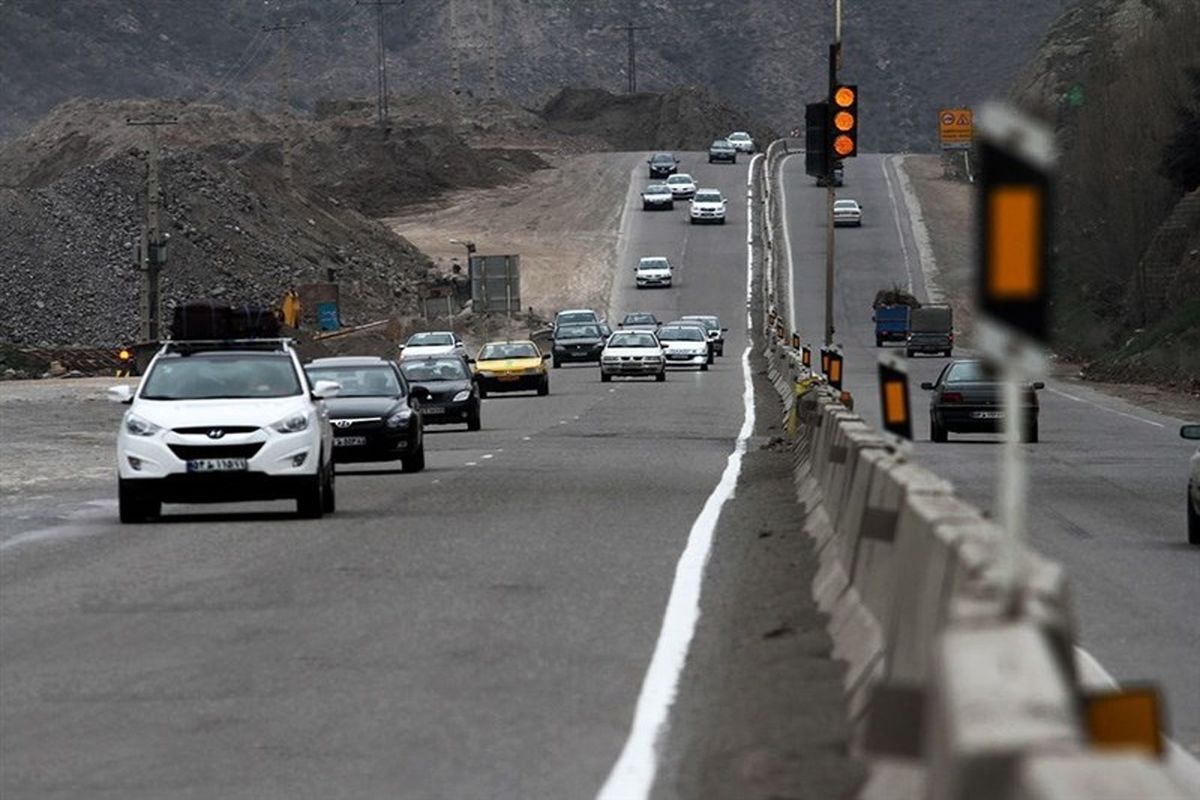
[
  {"left": 600, "top": 331, "right": 666, "bottom": 382},
  {"left": 635, "top": 256, "right": 673, "bottom": 289},
  {"left": 727, "top": 131, "right": 755, "bottom": 153},
  {"left": 1183, "top": 424, "right": 1200, "bottom": 545},
  {"left": 641, "top": 184, "right": 674, "bottom": 210},
  {"left": 666, "top": 173, "right": 697, "bottom": 199},
  {"left": 400, "top": 331, "right": 467, "bottom": 360},
  {"left": 107, "top": 338, "right": 339, "bottom": 523},
  {"left": 833, "top": 198, "right": 863, "bottom": 227},
  {"left": 689, "top": 189, "right": 727, "bottom": 225},
  {"left": 656, "top": 323, "right": 710, "bottom": 371},
  {"left": 680, "top": 314, "right": 727, "bottom": 356}
]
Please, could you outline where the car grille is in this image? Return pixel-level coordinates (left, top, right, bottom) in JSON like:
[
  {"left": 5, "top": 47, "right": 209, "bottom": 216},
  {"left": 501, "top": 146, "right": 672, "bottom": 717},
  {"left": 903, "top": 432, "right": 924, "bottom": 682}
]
[
  {"left": 168, "top": 443, "right": 264, "bottom": 460},
  {"left": 173, "top": 425, "right": 259, "bottom": 435}
]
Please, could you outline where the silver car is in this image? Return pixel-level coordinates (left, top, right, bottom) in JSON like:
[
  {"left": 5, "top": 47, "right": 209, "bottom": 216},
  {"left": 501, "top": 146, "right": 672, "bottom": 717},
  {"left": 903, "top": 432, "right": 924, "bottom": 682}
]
[{"left": 1183, "top": 424, "right": 1200, "bottom": 545}]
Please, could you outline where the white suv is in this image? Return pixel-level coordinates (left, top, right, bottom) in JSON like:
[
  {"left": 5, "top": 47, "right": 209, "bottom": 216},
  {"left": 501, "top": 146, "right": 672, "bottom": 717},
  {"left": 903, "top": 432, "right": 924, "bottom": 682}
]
[
  {"left": 107, "top": 339, "right": 340, "bottom": 523},
  {"left": 689, "top": 189, "right": 727, "bottom": 225}
]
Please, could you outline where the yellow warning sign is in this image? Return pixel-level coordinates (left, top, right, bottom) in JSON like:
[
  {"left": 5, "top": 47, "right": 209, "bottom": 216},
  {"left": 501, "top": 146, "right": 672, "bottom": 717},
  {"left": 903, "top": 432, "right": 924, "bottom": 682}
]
[{"left": 939, "top": 108, "right": 973, "bottom": 150}]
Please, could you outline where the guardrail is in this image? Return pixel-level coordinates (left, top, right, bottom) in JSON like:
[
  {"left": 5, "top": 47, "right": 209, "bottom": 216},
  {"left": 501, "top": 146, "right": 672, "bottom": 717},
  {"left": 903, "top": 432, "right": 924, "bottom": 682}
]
[{"left": 750, "top": 142, "right": 1190, "bottom": 800}]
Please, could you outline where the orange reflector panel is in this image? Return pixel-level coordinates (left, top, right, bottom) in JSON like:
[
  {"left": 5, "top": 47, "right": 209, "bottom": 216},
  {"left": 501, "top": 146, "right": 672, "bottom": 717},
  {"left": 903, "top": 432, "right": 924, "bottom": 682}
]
[
  {"left": 884, "top": 379, "right": 908, "bottom": 426},
  {"left": 833, "top": 135, "right": 856, "bottom": 157},
  {"left": 802, "top": 347, "right": 811, "bottom": 367},
  {"left": 830, "top": 358, "right": 842, "bottom": 383},
  {"left": 821, "top": 353, "right": 830, "bottom": 373},
  {"left": 1084, "top": 688, "right": 1163, "bottom": 757},
  {"left": 834, "top": 86, "right": 856, "bottom": 107},
  {"left": 987, "top": 185, "right": 1042, "bottom": 299}
]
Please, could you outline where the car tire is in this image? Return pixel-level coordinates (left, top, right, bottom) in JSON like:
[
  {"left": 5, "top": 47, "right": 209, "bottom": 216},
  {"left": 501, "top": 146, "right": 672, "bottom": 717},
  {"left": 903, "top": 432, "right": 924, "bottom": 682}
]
[
  {"left": 666, "top": 202, "right": 674, "bottom": 210},
  {"left": 321, "top": 461, "right": 336, "bottom": 514},
  {"left": 690, "top": 218, "right": 697, "bottom": 225},
  {"left": 1023, "top": 420, "right": 1039, "bottom": 444},
  {"left": 552, "top": 358, "right": 560, "bottom": 369},
  {"left": 1188, "top": 497, "right": 1199, "bottom": 545},
  {"left": 478, "top": 385, "right": 488, "bottom": 399},
  {"left": 700, "top": 362, "right": 709, "bottom": 372},
  {"left": 600, "top": 371, "right": 611, "bottom": 383},
  {"left": 906, "top": 349, "right": 915, "bottom": 358},
  {"left": 655, "top": 371, "right": 666, "bottom": 382},
  {"left": 716, "top": 346, "right": 724, "bottom": 356},
  {"left": 467, "top": 409, "right": 482, "bottom": 431},
  {"left": 643, "top": 202, "right": 650, "bottom": 211},
  {"left": 537, "top": 377, "right": 550, "bottom": 396},
  {"left": 297, "top": 465, "right": 326, "bottom": 519},
  {"left": 118, "top": 479, "right": 160, "bottom": 524},
  {"left": 876, "top": 336, "right": 883, "bottom": 347},
  {"left": 945, "top": 349, "right": 953, "bottom": 358},
  {"left": 931, "top": 417, "right": 948, "bottom": 443},
  {"left": 402, "top": 444, "right": 426, "bottom": 473}
]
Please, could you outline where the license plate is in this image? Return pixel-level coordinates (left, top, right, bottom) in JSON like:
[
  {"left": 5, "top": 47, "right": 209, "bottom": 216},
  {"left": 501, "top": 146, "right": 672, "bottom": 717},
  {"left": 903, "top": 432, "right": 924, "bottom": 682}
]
[
  {"left": 972, "top": 411, "right": 1005, "bottom": 420},
  {"left": 334, "top": 436, "right": 367, "bottom": 447},
  {"left": 422, "top": 407, "right": 445, "bottom": 415},
  {"left": 187, "top": 458, "right": 248, "bottom": 472},
  {"left": 498, "top": 374, "right": 520, "bottom": 381}
]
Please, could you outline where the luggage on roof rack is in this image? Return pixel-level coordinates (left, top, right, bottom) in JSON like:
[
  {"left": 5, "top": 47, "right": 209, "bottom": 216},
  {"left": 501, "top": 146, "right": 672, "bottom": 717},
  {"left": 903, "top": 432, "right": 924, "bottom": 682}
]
[{"left": 171, "top": 300, "right": 281, "bottom": 340}]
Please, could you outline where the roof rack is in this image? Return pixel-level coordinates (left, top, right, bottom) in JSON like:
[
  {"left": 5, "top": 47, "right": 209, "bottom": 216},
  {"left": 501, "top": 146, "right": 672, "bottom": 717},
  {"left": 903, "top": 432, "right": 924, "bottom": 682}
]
[{"left": 161, "top": 338, "right": 294, "bottom": 355}]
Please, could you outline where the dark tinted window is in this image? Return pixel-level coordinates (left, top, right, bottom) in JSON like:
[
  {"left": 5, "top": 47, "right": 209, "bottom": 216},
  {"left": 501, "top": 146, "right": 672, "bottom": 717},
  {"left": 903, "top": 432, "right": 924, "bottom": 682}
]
[
  {"left": 307, "top": 365, "right": 402, "bottom": 397},
  {"left": 946, "top": 361, "right": 994, "bottom": 383},
  {"left": 399, "top": 358, "right": 469, "bottom": 382}
]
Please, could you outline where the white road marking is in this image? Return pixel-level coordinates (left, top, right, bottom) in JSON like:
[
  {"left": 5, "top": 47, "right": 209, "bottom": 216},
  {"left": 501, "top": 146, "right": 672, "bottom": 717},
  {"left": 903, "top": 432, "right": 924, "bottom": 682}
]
[
  {"left": 597, "top": 154, "right": 762, "bottom": 800},
  {"left": 888, "top": 155, "right": 944, "bottom": 304},
  {"left": 777, "top": 152, "right": 799, "bottom": 333},
  {"left": 881, "top": 157, "right": 916, "bottom": 294},
  {"left": 481, "top": 454, "right": 494, "bottom": 460},
  {"left": 1047, "top": 387, "right": 1166, "bottom": 429},
  {"left": 464, "top": 461, "right": 477, "bottom": 467},
  {"left": 522, "top": 436, "right": 531, "bottom": 441},
  {"left": 0, "top": 499, "right": 117, "bottom": 553}
]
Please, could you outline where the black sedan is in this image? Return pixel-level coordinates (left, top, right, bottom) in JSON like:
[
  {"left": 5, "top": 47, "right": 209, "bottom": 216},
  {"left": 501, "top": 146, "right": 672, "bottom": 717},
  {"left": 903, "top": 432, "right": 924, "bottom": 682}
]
[
  {"left": 921, "top": 359, "right": 1044, "bottom": 443},
  {"left": 305, "top": 356, "right": 427, "bottom": 470},
  {"left": 399, "top": 355, "right": 481, "bottom": 431},
  {"left": 647, "top": 152, "right": 679, "bottom": 178},
  {"left": 551, "top": 323, "right": 606, "bottom": 367}
]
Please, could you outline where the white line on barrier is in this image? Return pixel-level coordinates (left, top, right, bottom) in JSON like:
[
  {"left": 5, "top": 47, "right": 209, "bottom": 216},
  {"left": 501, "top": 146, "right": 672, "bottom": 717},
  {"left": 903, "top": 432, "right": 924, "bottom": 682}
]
[
  {"left": 1047, "top": 387, "right": 1166, "bottom": 429},
  {"left": 596, "top": 155, "right": 761, "bottom": 800},
  {"left": 881, "top": 157, "right": 916, "bottom": 294},
  {"left": 777, "top": 152, "right": 799, "bottom": 334},
  {"left": 889, "top": 155, "right": 944, "bottom": 304}
]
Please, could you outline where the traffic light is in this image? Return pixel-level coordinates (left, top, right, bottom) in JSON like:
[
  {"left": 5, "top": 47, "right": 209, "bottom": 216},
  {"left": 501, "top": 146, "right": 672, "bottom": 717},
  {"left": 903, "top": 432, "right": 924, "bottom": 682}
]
[
  {"left": 805, "top": 102, "right": 830, "bottom": 178},
  {"left": 830, "top": 84, "right": 858, "bottom": 159}
]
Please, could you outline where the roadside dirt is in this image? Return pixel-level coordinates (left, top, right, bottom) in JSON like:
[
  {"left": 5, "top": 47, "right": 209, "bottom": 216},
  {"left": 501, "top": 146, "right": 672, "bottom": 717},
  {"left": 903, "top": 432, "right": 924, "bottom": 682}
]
[
  {"left": 384, "top": 152, "right": 643, "bottom": 319},
  {"left": 901, "top": 154, "right": 1199, "bottom": 420}
]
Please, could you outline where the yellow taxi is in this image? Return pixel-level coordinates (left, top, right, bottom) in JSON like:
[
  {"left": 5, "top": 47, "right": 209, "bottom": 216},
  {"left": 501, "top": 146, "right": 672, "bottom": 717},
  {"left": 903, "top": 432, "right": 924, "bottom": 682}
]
[{"left": 473, "top": 340, "right": 550, "bottom": 397}]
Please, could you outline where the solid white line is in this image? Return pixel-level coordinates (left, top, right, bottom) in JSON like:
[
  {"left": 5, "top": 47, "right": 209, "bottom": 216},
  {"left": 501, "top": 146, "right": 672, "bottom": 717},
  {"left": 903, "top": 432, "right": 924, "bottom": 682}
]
[
  {"left": 882, "top": 158, "right": 916, "bottom": 294},
  {"left": 889, "top": 155, "right": 944, "bottom": 304},
  {"left": 596, "top": 154, "right": 762, "bottom": 800},
  {"left": 1047, "top": 387, "right": 1166, "bottom": 428},
  {"left": 776, "top": 153, "right": 798, "bottom": 333}
]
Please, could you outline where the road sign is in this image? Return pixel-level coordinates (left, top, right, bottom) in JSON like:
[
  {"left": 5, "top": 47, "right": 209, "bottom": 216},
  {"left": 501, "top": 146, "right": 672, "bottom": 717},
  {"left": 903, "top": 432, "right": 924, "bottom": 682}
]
[{"left": 939, "top": 107, "right": 973, "bottom": 151}]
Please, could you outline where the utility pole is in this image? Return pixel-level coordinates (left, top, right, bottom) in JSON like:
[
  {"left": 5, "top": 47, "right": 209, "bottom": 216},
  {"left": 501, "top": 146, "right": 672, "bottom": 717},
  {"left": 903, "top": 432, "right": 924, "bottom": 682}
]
[
  {"left": 358, "top": 0, "right": 404, "bottom": 128},
  {"left": 126, "top": 114, "right": 178, "bottom": 342},
  {"left": 616, "top": 21, "right": 649, "bottom": 93},
  {"left": 449, "top": 0, "right": 461, "bottom": 98},
  {"left": 487, "top": 0, "right": 498, "bottom": 99},
  {"left": 262, "top": 18, "right": 305, "bottom": 187},
  {"left": 824, "top": 0, "right": 843, "bottom": 346}
]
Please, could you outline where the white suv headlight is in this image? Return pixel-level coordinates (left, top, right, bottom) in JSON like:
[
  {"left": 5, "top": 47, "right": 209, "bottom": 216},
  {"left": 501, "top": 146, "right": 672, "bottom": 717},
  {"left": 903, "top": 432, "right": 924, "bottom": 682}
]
[
  {"left": 271, "top": 412, "right": 310, "bottom": 434},
  {"left": 124, "top": 413, "right": 161, "bottom": 437}
]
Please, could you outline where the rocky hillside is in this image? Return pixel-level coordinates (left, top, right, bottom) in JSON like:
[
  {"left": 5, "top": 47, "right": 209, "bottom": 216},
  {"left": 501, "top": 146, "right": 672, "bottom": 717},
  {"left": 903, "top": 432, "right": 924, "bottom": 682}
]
[{"left": 0, "top": 0, "right": 1068, "bottom": 152}]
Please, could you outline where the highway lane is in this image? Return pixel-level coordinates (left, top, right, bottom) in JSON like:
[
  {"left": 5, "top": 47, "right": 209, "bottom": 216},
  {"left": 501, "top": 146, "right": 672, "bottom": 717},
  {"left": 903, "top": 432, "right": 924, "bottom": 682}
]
[
  {"left": 781, "top": 152, "right": 1200, "bottom": 750},
  {"left": 0, "top": 154, "right": 755, "bottom": 799}
]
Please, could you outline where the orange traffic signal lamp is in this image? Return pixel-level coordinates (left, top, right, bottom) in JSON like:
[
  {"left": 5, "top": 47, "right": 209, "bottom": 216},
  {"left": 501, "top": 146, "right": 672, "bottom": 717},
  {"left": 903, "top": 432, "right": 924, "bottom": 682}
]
[{"left": 830, "top": 84, "right": 858, "bottom": 159}]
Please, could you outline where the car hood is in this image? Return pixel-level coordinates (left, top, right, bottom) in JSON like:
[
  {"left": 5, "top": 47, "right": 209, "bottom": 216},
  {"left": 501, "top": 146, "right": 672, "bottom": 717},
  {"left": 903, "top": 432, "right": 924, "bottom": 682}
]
[
  {"left": 661, "top": 340, "right": 707, "bottom": 353},
  {"left": 324, "top": 396, "right": 406, "bottom": 418},
  {"left": 403, "top": 344, "right": 455, "bottom": 358},
  {"left": 555, "top": 337, "right": 604, "bottom": 346},
  {"left": 643, "top": 189, "right": 672, "bottom": 196},
  {"left": 637, "top": 267, "right": 671, "bottom": 276},
  {"left": 691, "top": 201, "right": 724, "bottom": 210},
  {"left": 476, "top": 357, "right": 543, "bottom": 372},
  {"left": 131, "top": 395, "right": 310, "bottom": 428}
]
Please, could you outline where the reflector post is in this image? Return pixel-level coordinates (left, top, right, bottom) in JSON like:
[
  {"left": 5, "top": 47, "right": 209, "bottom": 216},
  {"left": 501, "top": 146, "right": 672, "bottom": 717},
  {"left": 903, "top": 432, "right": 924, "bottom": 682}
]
[
  {"left": 878, "top": 357, "right": 912, "bottom": 440},
  {"left": 802, "top": 346, "right": 812, "bottom": 368},
  {"left": 828, "top": 351, "right": 844, "bottom": 390},
  {"left": 1083, "top": 686, "right": 1164, "bottom": 757}
]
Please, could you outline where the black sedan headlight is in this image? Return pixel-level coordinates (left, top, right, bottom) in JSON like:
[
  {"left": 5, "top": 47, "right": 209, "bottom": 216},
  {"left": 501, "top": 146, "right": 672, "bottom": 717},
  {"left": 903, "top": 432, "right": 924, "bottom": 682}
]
[{"left": 385, "top": 410, "right": 413, "bottom": 429}]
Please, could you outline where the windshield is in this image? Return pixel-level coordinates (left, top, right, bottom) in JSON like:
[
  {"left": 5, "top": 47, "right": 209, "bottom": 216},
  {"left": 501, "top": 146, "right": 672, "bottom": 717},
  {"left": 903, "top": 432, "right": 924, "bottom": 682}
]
[
  {"left": 946, "top": 361, "right": 994, "bottom": 383},
  {"left": 623, "top": 313, "right": 656, "bottom": 324},
  {"left": 651, "top": 154, "right": 674, "bottom": 164},
  {"left": 658, "top": 327, "right": 704, "bottom": 341},
  {"left": 667, "top": 175, "right": 693, "bottom": 184},
  {"left": 307, "top": 365, "right": 402, "bottom": 397},
  {"left": 609, "top": 333, "right": 658, "bottom": 348},
  {"left": 480, "top": 342, "right": 539, "bottom": 360},
  {"left": 639, "top": 259, "right": 669, "bottom": 270},
  {"left": 694, "top": 192, "right": 722, "bottom": 203},
  {"left": 683, "top": 316, "right": 718, "bottom": 331},
  {"left": 711, "top": 141, "right": 732, "bottom": 149},
  {"left": 399, "top": 358, "right": 469, "bottom": 382},
  {"left": 407, "top": 332, "right": 455, "bottom": 347},
  {"left": 729, "top": 132, "right": 749, "bottom": 141},
  {"left": 557, "top": 325, "right": 600, "bottom": 340},
  {"left": 834, "top": 200, "right": 858, "bottom": 209},
  {"left": 556, "top": 312, "right": 596, "bottom": 325},
  {"left": 141, "top": 354, "right": 302, "bottom": 400},
  {"left": 645, "top": 184, "right": 669, "bottom": 193}
]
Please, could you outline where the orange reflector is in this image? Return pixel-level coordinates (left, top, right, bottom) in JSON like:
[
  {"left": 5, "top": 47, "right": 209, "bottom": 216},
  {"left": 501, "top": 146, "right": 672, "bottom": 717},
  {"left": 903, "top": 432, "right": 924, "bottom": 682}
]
[
  {"left": 802, "top": 347, "right": 812, "bottom": 367},
  {"left": 830, "top": 358, "right": 842, "bottom": 383},
  {"left": 1084, "top": 688, "right": 1163, "bottom": 757},
  {"left": 884, "top": 379, "right": 908, "bottom": 426},
  {"left": 833, "top": 134, "right": 856, "bottom": 157},
  {"left": 987, "top": 185, "right": 1042, "bottom": 299},
  {"left": 834, "top": 86, "right": 856, "bottom": 107},
  {"left": 834, "top": 111, "right": 855, "bottom": 132},
  {"left": 821, "top": 353, "right": 830, "bottom": 373}
]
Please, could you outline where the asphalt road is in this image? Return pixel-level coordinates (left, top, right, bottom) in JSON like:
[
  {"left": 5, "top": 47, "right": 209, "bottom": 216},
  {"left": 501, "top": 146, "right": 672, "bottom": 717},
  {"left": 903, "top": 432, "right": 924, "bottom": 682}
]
[
  {"left": 781, "top": 152, "right": 1200, "bottom": 751},
  {"left": 0, "top": 154, "right": 778, "bottom": 799}
]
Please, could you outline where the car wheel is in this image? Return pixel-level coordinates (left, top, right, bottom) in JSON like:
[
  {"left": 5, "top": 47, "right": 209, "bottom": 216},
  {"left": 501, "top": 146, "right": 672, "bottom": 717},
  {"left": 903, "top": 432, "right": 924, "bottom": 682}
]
[
  {"left": 643, "top": 202, "right": 650, "bottom": 211},
  {"left": 667, "top": 202, "right": 674, "bottom": 210},
  {"left": 297, "top": 464, "right": 326, "bottom": 519},
  {"left": 655, "top": 371, "right": 666, "bottom": 382},
  {"left": 905, "top": 349, "right": 915, "bottom": 358},
  {"left": 402, "top": 444, "right": 426, "bottom": 473},
  {"left": 931, "top": 417, "right": 948, "bottom": 443},
  {"left": 537, "top": 377, "right": 550, "bottom": 396},
  {"left": 478, "top": 385, "right": 488, "bottom": 399},
  {"left": 700, "top": 362, "right": 709, "bottom": 372},
  {"left": 716, "top": 346, "right": 724, "bottom": 356},
  {"left": 321, "top": 461, "right": 336, "bottom": 514},
  {"left": 600, "top": 371, "right": 611, "bottom": 383},
  {"left": 1188, "top": 497, "right": 1199, "bottom": 545},
  {"left": 945, "top": 349, "right": 953, "bottom": 358},
  {"left": 467, "top": 408, "right": 482, "bottom": 431},
  {"left": 1023, "top": 420, "right": 1039, "bottom": 444},
  {"left": 118, "top": 479, "right": 159, "bottom": 524},
  {"left": 553, "top": 358, "right": 560, "bottom": 369},
  {"left": 876, "top": 336, "right": 883, "bottom": 347}
]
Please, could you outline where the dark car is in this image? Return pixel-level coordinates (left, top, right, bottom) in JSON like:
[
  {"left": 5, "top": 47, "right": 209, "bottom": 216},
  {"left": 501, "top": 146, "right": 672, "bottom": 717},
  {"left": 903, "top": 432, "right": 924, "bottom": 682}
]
[
  {"left": 906, "top": 305, "right": 954, "bottom": 357},
  {"left": 647, "top": 152, "right": 679, "bottom": 178},
  {"left": 619, "top": 312, "right": 661, "bottom": 332},
  {"left": 398, "top": 355, "right": 481, "bottom": 431},
  {"left": 551, "top": 323, "right": 606, "bottom": 367},
  {"left": 305, "top": 356, "right": 427, "bottom": 471},
  {"left": 708, "top": 139, "right": 737, "bottom": 164},
  {"left": 921, "top": 359, "right": 1044, "bottom": 443}
]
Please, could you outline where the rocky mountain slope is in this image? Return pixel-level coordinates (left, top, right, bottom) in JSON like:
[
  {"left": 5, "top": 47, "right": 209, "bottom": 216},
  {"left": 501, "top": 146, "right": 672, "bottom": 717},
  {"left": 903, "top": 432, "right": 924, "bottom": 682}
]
[{"left": 0, "top": 0, "right": 1068, "bottom": 151}]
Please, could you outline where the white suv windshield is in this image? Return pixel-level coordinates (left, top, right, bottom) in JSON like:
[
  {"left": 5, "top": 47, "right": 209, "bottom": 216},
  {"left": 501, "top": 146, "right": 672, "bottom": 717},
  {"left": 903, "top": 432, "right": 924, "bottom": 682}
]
[
  {"left": 141, "top": 354, "right": 302, "bottom": 400},
  {"left": 694, "top": 192, "right": 722, "bottom": 203},
  {"left": 408, "top": 333, "right": 454, "bottom": 346},
  {"left": 667, "top": 175, "right": 692, "bottom": 184}
]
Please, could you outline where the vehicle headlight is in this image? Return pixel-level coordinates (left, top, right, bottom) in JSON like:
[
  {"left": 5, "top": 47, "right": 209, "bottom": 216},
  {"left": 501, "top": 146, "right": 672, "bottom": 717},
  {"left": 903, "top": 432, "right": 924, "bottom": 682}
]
[
  {"left": 523, "top": 367, "right": 543, "bottom": 375},
  {"left": 271, "top": 413, "right": 309, "bottom": 434},
  {"left": 124, "top": 413, "right": 161, "bottom": 437},
  {"left": 452, "top": 390, "right": 471, "bottom": 402},
  {"left": 477, "top": 370, "right": 495, "bottom": 378},
  {"left": 386, "top": 410, "right": 411, "bottom": 429}
]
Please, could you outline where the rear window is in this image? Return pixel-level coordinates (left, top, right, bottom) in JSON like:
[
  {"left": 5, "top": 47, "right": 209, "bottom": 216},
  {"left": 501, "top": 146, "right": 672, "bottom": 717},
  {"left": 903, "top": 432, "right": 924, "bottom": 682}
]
[
  {"left": 400, "top": 359, "right": 468, "bottom": 381},
  {"left": 946, "top": 361, "right": 993, "bottom": 383}
]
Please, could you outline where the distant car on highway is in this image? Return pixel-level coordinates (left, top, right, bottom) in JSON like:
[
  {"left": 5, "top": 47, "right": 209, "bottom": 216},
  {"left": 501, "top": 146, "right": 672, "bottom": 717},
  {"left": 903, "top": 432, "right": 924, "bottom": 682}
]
[
  {"left": 667, "top": 319, "right": 715, "bottom": 362},
  {"left": 107, "top": 338, "right": 339, "bottom": 522},
  {"left": 666, "top": 173, "right": 697, "bottom": 199},
  {"left": 553, "top": 309, "right": 606, "bottom": 336},
  {"left": 906, "top": 305, "right": 954, "bottom": 358},
  {"left": 647, "top": 152, "right": 679, "bottom": 178},
  {"left": 708, "top": 139, "right": 737, "bottom": 164},
  {"left": 635, "top": 256, "right": 673, "bottom": 289},
  {"left": 921, "top": 359, "right": 1043, "bottom": 443},
  {"left": 600, "top": 330, "right": 666, "bottom": 383},
  {"left": 680, "top": 314, "right": 727, "bottom": 356},
  {"left": 727, "top": 131, "right": 755, "bottom": 153},
  {"left": 306, "top": 356, "right": 427, "bottom": 470},
  {"left": 656, "top": 323, "right": 710, "bottom": 371},
  {"left": 619, "top": 312, "right": 661, "bottom": 331},
  {"left": 398, "top": 355, "right": 481, "bottom": 432},
  {"left": 1183, "top": 424, "right": 1200, "bottom": 544},
  {"left": 473, "top": 340, "right": 550, "bottom": 397},
  {"left": 641, "top": 183, "right": 675, "bottom": 211},
  {"left": 833, "top": 198, "right": 863, "bottom": 227},
  {"left": 400, "top": 331, "right": 467, "bottom": 360},
  {"left": 551, "top": 323, "right": 606, "bottom": 368},
  {"left": 689, "top": 189, "right": 727, "bottom": 225}
]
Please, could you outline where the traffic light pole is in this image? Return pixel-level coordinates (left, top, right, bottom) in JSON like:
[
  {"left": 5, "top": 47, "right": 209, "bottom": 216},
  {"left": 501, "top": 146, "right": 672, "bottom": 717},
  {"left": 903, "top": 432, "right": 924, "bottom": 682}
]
[{"left": 824, "top": 39, "right": 840, "bottom": 347}]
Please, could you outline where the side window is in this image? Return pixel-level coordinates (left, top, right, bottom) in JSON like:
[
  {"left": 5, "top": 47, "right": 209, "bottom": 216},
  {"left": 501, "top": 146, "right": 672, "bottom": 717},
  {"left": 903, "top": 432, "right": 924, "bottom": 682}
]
[{"left": 934, "top": 363, "right": 951, "bottom": 387}]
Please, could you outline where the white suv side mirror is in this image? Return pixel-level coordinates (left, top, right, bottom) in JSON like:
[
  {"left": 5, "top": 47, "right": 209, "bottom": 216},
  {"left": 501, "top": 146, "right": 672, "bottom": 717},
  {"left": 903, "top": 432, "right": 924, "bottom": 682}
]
[
  {"left": 107, "top": 385, "right": 134, "bottom": 404},
  {"left": 311, "top": 380, "right": 341, "bottom": 400}
]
